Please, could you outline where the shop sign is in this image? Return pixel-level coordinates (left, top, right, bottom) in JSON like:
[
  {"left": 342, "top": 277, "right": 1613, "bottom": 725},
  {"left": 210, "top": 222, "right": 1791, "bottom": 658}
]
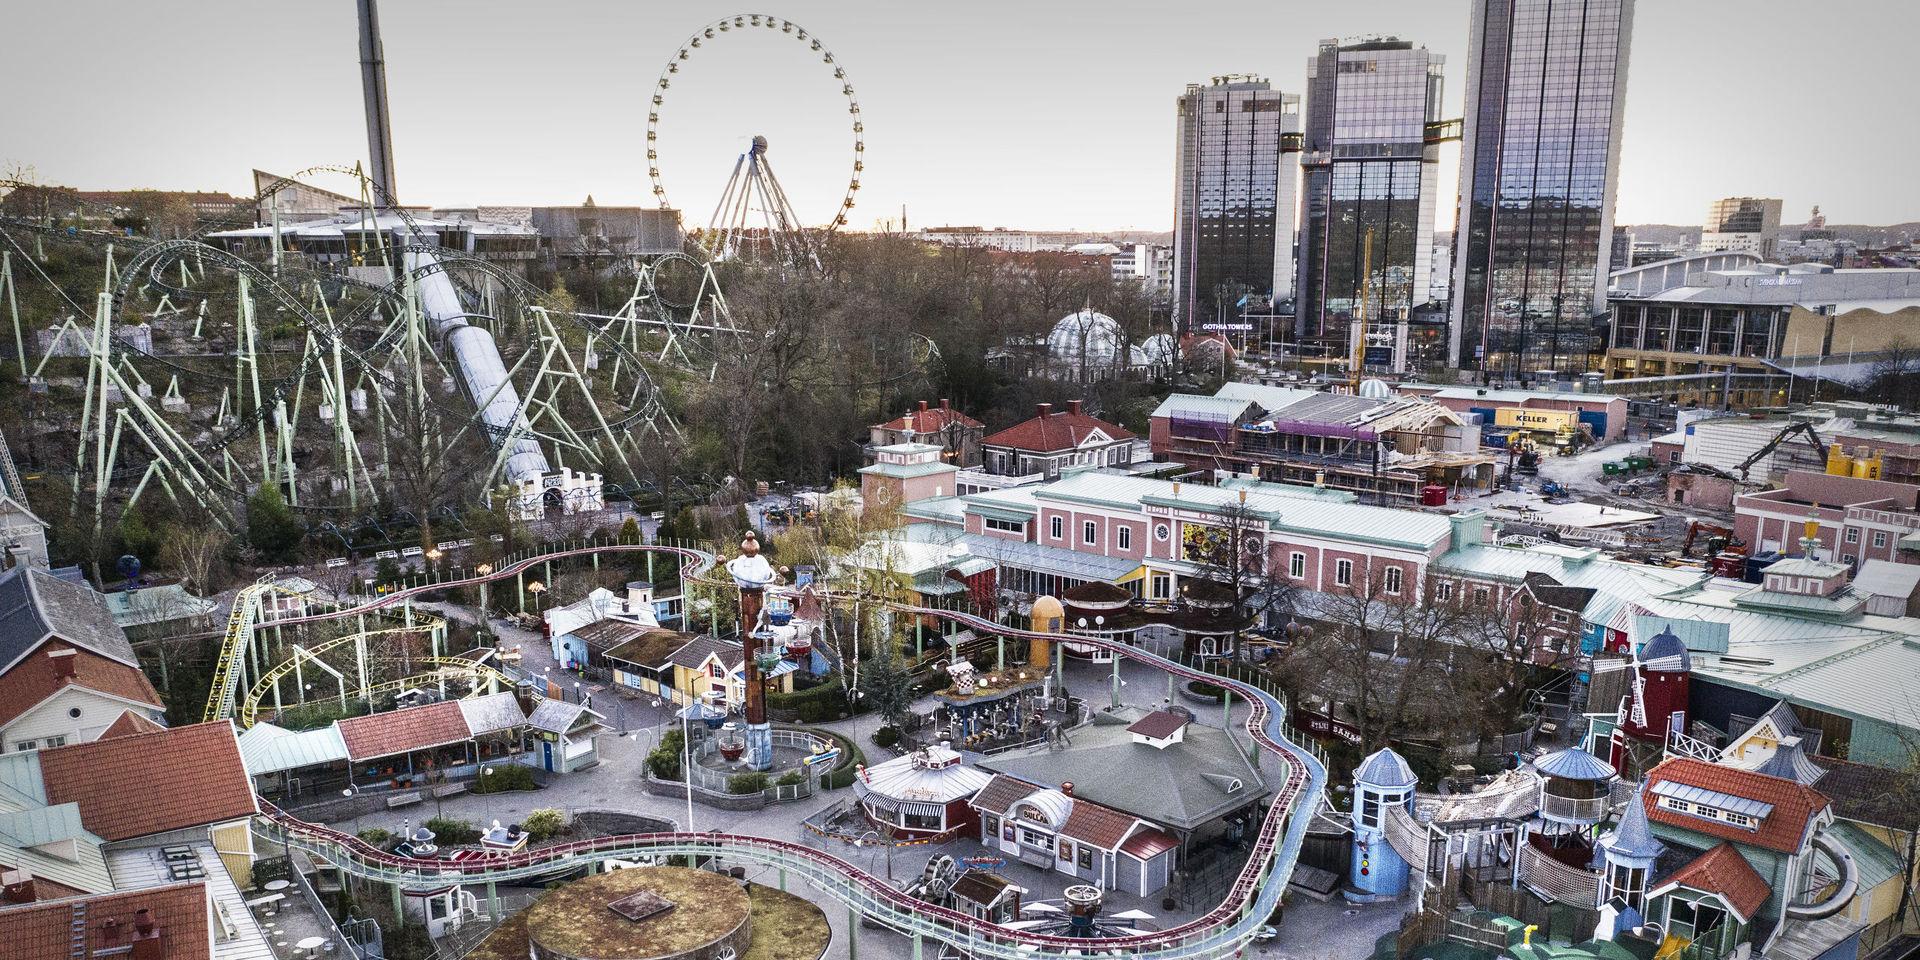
[{"left": 1292, "top": 707, "right": 1363, "bottom": 746}]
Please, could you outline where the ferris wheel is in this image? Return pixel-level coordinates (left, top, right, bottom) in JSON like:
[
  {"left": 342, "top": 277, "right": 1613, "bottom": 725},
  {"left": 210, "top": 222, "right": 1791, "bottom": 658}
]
[{"left": 646, "top": 14, "right": 865, "bottom": 262}]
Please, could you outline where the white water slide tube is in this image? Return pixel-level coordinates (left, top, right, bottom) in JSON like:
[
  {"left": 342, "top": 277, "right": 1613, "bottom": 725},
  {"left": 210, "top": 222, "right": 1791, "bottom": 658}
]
[{"left": 404, "top": 244, "right": 550, "bottom": 484}]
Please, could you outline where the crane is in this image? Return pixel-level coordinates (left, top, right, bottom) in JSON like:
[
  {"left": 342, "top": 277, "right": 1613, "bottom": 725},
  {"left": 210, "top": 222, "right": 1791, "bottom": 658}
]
[{"left": 1737, "top": 421, "right": 1827, "bottom": 481}]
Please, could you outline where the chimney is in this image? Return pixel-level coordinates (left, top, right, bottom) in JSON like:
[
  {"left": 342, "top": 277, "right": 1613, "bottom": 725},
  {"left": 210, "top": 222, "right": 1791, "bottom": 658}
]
[
  {"left": 4, "top": 545, "right": 24, "bottom": 570},
  {"left": 918, "top": 400, "right": 929, "bottom": 413},
  {"left": 1036, "top": 402, "right": 1053, "bottom": 420},
  {"left": 939, "top": 398, "right": 950, "bottom": 411},
  {"left": 48, "top": 647, "right": 76, "bottom": 681},
  {"left": 1067, "top": 400, "right": 1084, "bottom": 416},
  {"left": 134, "top": 908, "right": 154, "bottom": 936},
  {"left": 1060, "top": 781, "right": 1075, "bottom": 797}
]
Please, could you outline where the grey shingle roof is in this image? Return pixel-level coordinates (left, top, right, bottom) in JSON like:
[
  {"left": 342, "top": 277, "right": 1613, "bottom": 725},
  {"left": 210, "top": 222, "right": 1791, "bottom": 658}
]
[
  {"left": 0, "top": 567, "right": 137, "bottom": 674},
  {"left": 978, "top": 706, "right": 1266, "bottom": 830}
]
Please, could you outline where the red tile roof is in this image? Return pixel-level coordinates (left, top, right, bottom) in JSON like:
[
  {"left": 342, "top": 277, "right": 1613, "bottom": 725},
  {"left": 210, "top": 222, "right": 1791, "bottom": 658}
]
[
  {"left": 0, "top": 881, "right": 212, "bottom": 960},
  {"left": 337, "top": 700, "right": 473, "bottom": 761},
  {"left": 1644, "top": 757, "right": 1830, "bottom": 855},
  {"left": 1125, "top": 711, "right": 1190, "bottom": 740},
  {"left": 968, "top": 774, "right": 1035, "bottom": 817},
  {"left": 1119, "top": 826, "right": 1180, "bottom": 860},
  {"left": 877, "top": 403, "right": 983, "bottom": 434},
  {"left": 982, "top": 406, "right": 1134, "bottom": 453},
  {"left": 35, "top": 722, "right": 256, "bottom": 843},
  {"left": 98, "top": 709, "right": 166, "bottom": 740},
  {"left": 0, "top": 641, "right": 165, "bottom": 727},
  {"left": 1655, "top": 843, "right": 1771, "bottom": 921},
  {"left": 1060, "top": 796, "right": 1138, "bottom": 850}
]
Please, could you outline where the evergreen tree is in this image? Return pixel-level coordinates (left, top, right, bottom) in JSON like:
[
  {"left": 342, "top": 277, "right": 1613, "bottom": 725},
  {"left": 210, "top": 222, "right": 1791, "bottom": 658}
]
[
  {"left": 245, "top": 486, "right": 304, "bottom": 562},
  {"left": 856, "top": 644, "right": 916, "bottom": 729}
]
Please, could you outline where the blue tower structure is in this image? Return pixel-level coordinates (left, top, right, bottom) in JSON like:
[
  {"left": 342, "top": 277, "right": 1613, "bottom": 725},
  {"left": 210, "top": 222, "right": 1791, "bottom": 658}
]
[
  {"left": 1348, "top": 747, "right": 1418, "bottom": 900},
  {"left": 1596, "top": 781, "right": 1663, "bottom": 931}
]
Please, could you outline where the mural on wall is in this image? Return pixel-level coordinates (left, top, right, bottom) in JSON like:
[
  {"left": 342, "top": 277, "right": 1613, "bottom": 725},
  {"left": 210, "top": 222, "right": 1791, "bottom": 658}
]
[{"left": 1181, "top": 521, "right": 1265, "bottom": 573}]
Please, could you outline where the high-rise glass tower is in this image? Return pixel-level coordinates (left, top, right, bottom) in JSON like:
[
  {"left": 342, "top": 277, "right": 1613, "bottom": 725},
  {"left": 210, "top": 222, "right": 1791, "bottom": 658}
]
[
  {"left": 1297, "top": 39, "right": 1445, "bottom": 362},
  {"left": 1450, "top": 0, "right": 1635, "bottom": 375},
  {"left": 1172, "top": 77, "right": 1301, "bottom": 330}
]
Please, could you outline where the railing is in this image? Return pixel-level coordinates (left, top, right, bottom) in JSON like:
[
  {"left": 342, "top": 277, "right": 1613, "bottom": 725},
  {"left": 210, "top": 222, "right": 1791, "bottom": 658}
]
[
  {"left": 686, "top": 728, "right": 829, "bottom": 801},
  {"left": 1520, "top": 843, "right": 1602, "bottom": 906},
  {"left": 1667, "top": 727, "right": 1721, "bottom": 761},
  {"left": 229, "top": 537, "right": 1327, "bottom": 960},
  {"left": 1540, "top": 792, "right": 1610, "bottom": 823}
]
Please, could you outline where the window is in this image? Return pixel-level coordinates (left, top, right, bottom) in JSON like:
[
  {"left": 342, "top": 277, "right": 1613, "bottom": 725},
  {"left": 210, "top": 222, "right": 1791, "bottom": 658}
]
[
  {"left": 1050, "top": 516, "right": 1064, "bottom": 540},
  {"left": 1289, "top": 552, "right": 1306, "bottom": 579},
  {"left": 708, "top": 663, "right": 725, "bottom": 679},
  {"left": 11, "top": 741, "right": 33, "bottom": 752},
  {"left": 984, "top": 517, "right": 1023, "bottom": 534},
  {"left": 1359, "top": 791, "right": 1380, "bottom": 828},
  {"left": 1874, "top": 531, "right": 1888, "bottom": 548},
  {"left": 1335, "top": 559, "right": 1353, "bottom": 587},
  {"left": 1844, "top": 528, "right": 1860, "bottom": 544},
  {"left": 1473, "top": 587, "right": 1490, "bottom": 605},
  {"left": 1154, "top": 523, "right": 1170, "bottom": 542},
  {"left": 1078, "top": 845, "right": 1094, "bottom": 869},
  {"left": 1150, "top": 573, "right": 1172, "bottom": 600},
  {"left": 1383, "top": 566, "right": 1402, "bottom": 595},
  {"left": 1552, "top": 612, "right": 1570, "bottom": 624},
  {"left": 1843, "top": 554, "right": 1856, "bottom": 566},
  {"left": 1082, "top": 520, "right": 1097, "bottom": 545},
  {"left": 983, "top": 815, "right": 999, "bottom": 834},
  {"left": 1662, "top": 797, "right": 1692, "bottom": 814},
  {"left": 1437, "top": 581, "right": 1454, "bottom": 601},
  {"left": 1117, "top": 526, "right": 1132, "bottom": 551},
  {"left": 1722, "top": 811, "right": 1752, "bottom": 828}
]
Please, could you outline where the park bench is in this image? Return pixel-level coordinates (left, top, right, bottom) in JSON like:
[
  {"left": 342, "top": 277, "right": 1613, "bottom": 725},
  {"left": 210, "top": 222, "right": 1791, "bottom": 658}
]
[
  {"left": 430, "top": 783, "right": 467, "bottom": 800},
  {"left": 384, "top": 791, "right": 423, "bottom": 809}
]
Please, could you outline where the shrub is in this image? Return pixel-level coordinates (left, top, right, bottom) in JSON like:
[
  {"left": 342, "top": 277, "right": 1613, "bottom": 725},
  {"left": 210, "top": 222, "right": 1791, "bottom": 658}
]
[
  {"left": 871, "top": 725, "right": 901, "bottom": 749},
  {"left": 775, "top": 770, "right": 806, "bottom": 786},
  {"left": 646, "top": 728, "right": 685, "bottom": 781},
  {"left": 356, "top": 827, "right": 392, "bottom": 847},
  {"left": 423, "top": 816, "right": 480, "bottom": 846},
  {"left": 1186, "top": 679, "right": 1226, "bottom": 701},
  {"left": 382, "top": 924, "right": 435, "bottom": 960},
  {"left": 473, "top": 763, "right": 538, "bottom": 793},
  {"left": 767, "top": 682, "right": 857, "bottom": 723},
  {"left": 522, "top": 808, "right": 567, "bottom": 842},
  {"left": 727, "top": 772, "right": 770, "bottom": 795}
]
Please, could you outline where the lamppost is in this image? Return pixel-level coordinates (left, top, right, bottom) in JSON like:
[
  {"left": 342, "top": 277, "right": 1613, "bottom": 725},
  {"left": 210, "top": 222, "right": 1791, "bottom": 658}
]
[
  {"left": 474, "top": 564, "right": 494, "bottom": 641},
  {"left": 527, "top": 580, "right": 547, "bottom": 615},
  {"left": 678, "top": 705, "right": 697, "bottom": 833},
  {"left": 425, "top": 548, "right": 442, "bottom": 584}
]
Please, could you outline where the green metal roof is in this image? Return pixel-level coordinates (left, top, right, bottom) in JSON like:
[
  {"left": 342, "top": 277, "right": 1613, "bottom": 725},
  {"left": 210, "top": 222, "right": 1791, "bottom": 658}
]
[{"left": 857, "top": 460, "right": 961, "bottom": 480}]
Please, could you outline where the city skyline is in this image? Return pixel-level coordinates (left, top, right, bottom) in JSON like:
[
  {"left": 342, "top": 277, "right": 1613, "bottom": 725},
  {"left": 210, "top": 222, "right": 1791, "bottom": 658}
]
[{"left": 3, "top": 0, "right": 1916, "bottom": 233}]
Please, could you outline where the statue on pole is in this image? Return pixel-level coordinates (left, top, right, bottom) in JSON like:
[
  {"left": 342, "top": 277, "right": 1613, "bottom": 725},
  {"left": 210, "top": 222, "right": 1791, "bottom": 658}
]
[{"left": 725, "top": 531, "right": 779, "bottom": 770}]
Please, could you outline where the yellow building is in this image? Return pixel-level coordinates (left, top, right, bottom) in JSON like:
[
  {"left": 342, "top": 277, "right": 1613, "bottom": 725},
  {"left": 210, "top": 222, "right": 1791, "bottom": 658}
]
[{"left": 604, "top": 629, "right": 796, "bottom": 710}]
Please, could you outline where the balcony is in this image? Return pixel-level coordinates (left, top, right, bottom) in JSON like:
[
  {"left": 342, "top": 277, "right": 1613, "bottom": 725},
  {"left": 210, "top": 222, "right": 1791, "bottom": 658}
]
[
  {"left": 1521, "top": 842, "right": 1602, "bottom": 907},
  {"left": 1540, "top": 791, "right": 1610, "bottom": 824}
]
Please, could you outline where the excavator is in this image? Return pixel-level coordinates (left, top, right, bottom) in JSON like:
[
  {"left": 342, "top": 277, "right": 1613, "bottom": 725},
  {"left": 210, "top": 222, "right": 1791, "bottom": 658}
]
[
  {"left": 1736, "top": 421, "right": 1827, "bottom": 481},
  {"left": 1680, "top": 520, "right": 1741, "bottom": 558}
]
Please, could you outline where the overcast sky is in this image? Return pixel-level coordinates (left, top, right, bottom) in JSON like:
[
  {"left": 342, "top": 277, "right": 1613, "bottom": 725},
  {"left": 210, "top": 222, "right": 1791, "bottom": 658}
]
[{"left": 4, "top": 0, "right": 1914, "bottom": 232}]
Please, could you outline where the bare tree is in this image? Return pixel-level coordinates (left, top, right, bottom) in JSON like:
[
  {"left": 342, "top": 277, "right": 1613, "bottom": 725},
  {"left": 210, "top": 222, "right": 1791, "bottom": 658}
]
[{"left": 1275, "top": 570, "right": 1469, "bottom": 754}]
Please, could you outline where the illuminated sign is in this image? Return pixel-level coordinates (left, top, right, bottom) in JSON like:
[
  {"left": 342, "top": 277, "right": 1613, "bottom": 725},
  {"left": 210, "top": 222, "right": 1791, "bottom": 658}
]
[{"left": 1495, "top": 408, "right": 1575, "bottom": 431}]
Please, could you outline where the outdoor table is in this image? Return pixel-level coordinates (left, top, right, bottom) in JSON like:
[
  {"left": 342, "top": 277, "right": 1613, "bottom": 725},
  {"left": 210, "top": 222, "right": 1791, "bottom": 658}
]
[
  {"left": 263, "top": 879, "right": 292, "bottom": 893},
  {"left": 296, "top": 936, "right": 327, "bottom": 958}
]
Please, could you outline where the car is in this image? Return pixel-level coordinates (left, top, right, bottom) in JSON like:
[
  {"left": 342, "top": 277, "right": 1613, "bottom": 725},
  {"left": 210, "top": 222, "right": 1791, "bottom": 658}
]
[{"left": 374, "top": 550, "right": 399, "bottom": 561}]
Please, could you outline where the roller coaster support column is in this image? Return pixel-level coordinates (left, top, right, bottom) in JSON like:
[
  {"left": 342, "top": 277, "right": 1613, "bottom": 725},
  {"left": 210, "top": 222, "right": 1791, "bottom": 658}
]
[
  {"left": 486, "top": 879, "right": 497, "bottom": 919},
  {"left": 725, "top": 532, "right": 776, "bottom": 771},
  {"left": 1110, "top": 656, "right": 1122, "bottom": 709},
  {"left": 847, "top": 906, "right": 858, "bottom": 960},
  {"left": 517, "top": 570, "right": 525, "bottom": 613},
  {"left": 389, "top": 882, "right": 402, "bottom": 925},
  {"left": 913, "top": 932, "right": 922, "bottom": 960},
  {"left": 1, "top": 251, "right": 22, "bottom": 377}
]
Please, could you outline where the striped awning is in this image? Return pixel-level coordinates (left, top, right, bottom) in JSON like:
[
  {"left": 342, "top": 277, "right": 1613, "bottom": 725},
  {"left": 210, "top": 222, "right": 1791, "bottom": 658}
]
[{"left": 856, "top": 788, "right": 946, "bottom": 820}]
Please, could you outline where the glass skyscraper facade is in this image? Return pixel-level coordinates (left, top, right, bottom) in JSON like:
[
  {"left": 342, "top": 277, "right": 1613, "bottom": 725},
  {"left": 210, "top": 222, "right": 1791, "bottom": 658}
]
[
  {"left": 1297, "top": 39, "right": 1444, "bottom": 362},
  {"left": 1172, "top": 77, "right": 1301, "bottom": 330},
  {"left": 1450, "top": 0, "right": 1635, "bottom": 375}
]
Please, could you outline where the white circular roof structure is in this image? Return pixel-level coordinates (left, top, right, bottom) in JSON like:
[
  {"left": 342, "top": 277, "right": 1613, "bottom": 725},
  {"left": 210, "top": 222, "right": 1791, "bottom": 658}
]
[{"left": 1047, "top": 309, "right": 1126, "bottom": 367}]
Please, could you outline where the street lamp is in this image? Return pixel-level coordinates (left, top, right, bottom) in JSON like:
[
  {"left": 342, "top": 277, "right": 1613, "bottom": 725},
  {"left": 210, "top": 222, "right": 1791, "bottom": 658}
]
[
  {"left": 426, "top": 548, "right": 443, "bottom": 583},
  {"left": 527, "top": 580, "right": 547, "bottom": 614}
]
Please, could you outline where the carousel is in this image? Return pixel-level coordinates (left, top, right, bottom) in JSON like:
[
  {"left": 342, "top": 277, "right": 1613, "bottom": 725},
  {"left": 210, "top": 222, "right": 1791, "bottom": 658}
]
[
  {"left": 1059, "top": 581, "right": 1150, "bottom": 664},
  {"left": 926, "top": 659, "right": 1066, "bottom": 753},
  {"left": 853, "top": 741, "right": 994, "bottom": 839}
]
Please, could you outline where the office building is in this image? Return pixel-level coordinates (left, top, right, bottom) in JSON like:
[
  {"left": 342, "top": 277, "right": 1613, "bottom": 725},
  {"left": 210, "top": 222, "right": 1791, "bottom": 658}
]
[
  {"left": 1450, "top": 0, "right": 1636, "bottom": 375},
  {"left": 1700, "top": 197, "right": 1783, "bottom": 258},
  {"left": 1172, "top": 77, "right": 1302, "bottom": 330},
  {"left": 1297, "top": 39, "right": 1445, "bottom": 370}
]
